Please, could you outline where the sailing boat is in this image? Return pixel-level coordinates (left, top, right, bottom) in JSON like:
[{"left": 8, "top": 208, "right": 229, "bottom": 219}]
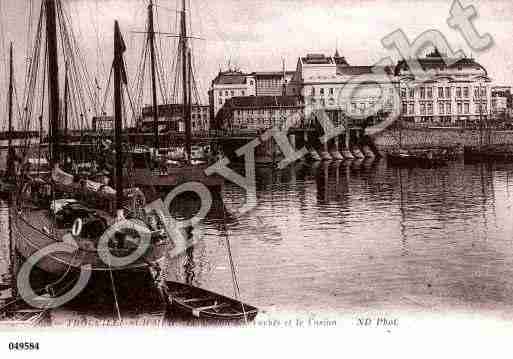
[
  {"left": 126, "top": 0, "right": 223, "bottom": 193},
  {"left": 12, "top": 0, "right": 168, "bottom": 278}
]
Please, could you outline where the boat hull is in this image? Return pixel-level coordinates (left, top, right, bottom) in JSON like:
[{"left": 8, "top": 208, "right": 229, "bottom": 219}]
[
  {"left": 130, "top": 165, "right": 224, "bottom": 189},
  {"left": 387, "top": 153, "right": 447, "bottom": 168},
  {"left": 164, "top": 281, "right": 258, "bottom": 323},
  {"left": 12, "top": 209, "right": 167, "bottom": 276}
]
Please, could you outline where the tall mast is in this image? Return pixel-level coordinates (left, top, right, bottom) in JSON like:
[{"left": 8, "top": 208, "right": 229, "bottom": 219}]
[
  {"left": 113, "top": 21, "right": 125, "bottom": 210},
  {"left": 7, "top": 42, "right": 13, "bottom": 150},
  {"left": 180, "top": 0, "right": 191, "bottom": 164},
  {"left": 148, "top": 0, "right": 159, "bottom": 152},
  {"left": 63, "top": 63, "right": 69, "bottom": 141},
  {"left": 45, "top": 0, "right": 60, "bottom": 166}
]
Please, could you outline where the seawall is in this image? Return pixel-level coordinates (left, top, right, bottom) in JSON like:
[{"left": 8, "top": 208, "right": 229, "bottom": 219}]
[{"left": 372, "top": 127, "right": 513, "bottom": 154}]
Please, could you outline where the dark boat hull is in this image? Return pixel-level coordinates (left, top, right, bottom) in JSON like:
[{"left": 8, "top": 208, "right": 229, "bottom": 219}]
[
  {"left": 130, "top": 165, "right": 224, "bottom": 189},
  {"left": 12, "top": 209, "right": 167, "bottom": 276},
  {"left": 464, "top": 147, "right": 513, "bottom": 163},
  {"left": 387, "top": 153, "right": 447, "bottom": 168}
]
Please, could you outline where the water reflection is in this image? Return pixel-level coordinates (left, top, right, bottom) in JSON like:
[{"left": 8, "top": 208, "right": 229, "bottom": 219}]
[{"left": 3, "top": 157, "right": 513, "bottom": 321}]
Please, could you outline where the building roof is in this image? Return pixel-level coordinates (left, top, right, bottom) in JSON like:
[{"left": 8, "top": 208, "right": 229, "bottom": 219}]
[
  {"left": 225, "top": 96, "right": 301, "bottom": 108},
  {"left": 211, "top": 70, "right": 249, "bottom": 85},
  {"left": 301, "top": 53, "right": 334, "bottom": 65},
  {"left": 252, "top": 71, "right": 296, "bottom": 78},
  {"left": 395, "top": 52, "right": 487, "bottom": 76},
  {"left": 336, "top": 65, "right": 394, "bottom": 76}
]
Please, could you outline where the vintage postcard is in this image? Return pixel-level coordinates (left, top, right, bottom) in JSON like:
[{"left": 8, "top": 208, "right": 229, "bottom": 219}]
[{"left": 0, "top": 0, "right": 512, "bottom": 357}]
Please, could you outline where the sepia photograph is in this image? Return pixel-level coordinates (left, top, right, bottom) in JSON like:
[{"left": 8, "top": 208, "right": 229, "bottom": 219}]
[{"left": 0, "top": 0, "right": 512, "bottom": 356}]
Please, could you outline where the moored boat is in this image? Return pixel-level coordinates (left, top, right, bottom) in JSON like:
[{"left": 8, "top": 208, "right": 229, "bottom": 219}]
[
  {"left": 163, "top": 281, "right": 258, "bottom": 323},
  {"left": 387, "top": 150, "right": 447, "bottom": 167},
  {"left": 13, "top": 3, "right": 170, "bottom": 280}
]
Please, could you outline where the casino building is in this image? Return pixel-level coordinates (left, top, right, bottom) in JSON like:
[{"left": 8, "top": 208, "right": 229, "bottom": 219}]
[
  {"left": 396, "top": 49, "right": 492, "bottom": 126},
  {"left": 210, "top": 48, "right": 495, "bottom": 131}
]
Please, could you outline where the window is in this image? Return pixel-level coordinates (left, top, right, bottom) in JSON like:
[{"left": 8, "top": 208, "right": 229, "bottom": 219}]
[
  {"left": 219, "top": 91, "right": 223, "bottom": 97},
  {"left": 401, "top": 88, "right": 406, "bottom": 98},
  {"left": 464, "top": 102, "right": 469, "bottom": 114},
  {"left": 427, "top": 87, "right": 433, "bottom": 99},
  {"left": 420, "top": 103, "right": 426, "bottom": 115},
  {"left": 320, "top": 99, "right": 325, "bottom": 106},
  {"left": 457, "top": 102, "right": 462, "bottom": 114},
  {"left": 402, "top": 102, "right": 407, "bottom": 114},
  {"left": 456, "top": 87, "right": 461, "bottom": 98},
  {"left": 445, "top": 87, "right": 451, "bottom": 98},
  {"left": 446, "top": 102, "right": 451, "bottom": 114},
  {"left": 420, "top": 87, "right": 426, "bottom": 99},
  {"left": 438, "top": 102, "right": 444, "bottom": 115},
  {"left": 474, "top": 88, "right": 479, "bottom": 98},
  {"left": 438, "top": 87, "right": 444, "bottom": 98},
  {"left": 463, "top": 87, "right": 469, "bottom": 98},
  {"left": 480, "top": 87, "right": 486, "bottom": 97},
  {"left": 329, "top": 88, "right": 334, "bottom": 95},
  {"left": 250, "top": 80, "right": 254, "bottom": 86},
  {"left": 409, "top": 88, "right": 414, "bottom": 98},
  {"left": 409, "top": 103, "right": 414, "bottom": 115},
  {"left": 241, "top": 90, "right": 245, "bottom": 96},
  {"left": 427, "top": 102, "right": 433, "bottom": 115},
  {"left": 311, "top": 88, "right": 315, "bottom": 96},
  {"left": 351, "top": 103, "right": 357, "bottom": 112},
  {"left": 230, "top": 90, "right": 235, "bottom": 96},
  {"left": 320, "top": 88, "right": 324, "bottom": 96},
  {"left": 218, "top": 98, "right": 222, "bottom": 105}
]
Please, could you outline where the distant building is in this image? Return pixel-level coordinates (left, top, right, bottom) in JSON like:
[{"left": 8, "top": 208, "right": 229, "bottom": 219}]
[
  {"left": 491, "top": 86, "right": 511, "bottom": 115},
  {"left": 254, "top": 71, "right": 295, "bottom": 96},
  {"left": 141, "top": 103, "right": 210, "bottom": 133},
  {"left": 291, "top": 51, "right": 398, "bottom": 126},
  {"left": 208, "top": 70, "right": 256, "bottom": 121},
  {"left": 210, "top": 49, "right": 500, "bottom": 131},
  {"left": 208, "top": 69, "right": 296, "bottom": 124},
  {"left": 219, "top": 95, "right": 303, "bottom": 131},
  {"left": 396, "top": 49, "right": 492, "bottom": 126}
]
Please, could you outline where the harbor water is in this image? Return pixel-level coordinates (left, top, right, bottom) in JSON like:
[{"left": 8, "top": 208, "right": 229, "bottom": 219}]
[{"left": 3, "top": 158, "right": 513, "bottom": 323}]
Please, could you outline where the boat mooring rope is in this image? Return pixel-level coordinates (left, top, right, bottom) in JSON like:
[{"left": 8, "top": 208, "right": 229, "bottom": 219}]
[
  {"left": 107, "top": 260, "right": 121, "bottom": 322},
  {"left": 221, "top": 202, "right": 247, "bottom": 324}
]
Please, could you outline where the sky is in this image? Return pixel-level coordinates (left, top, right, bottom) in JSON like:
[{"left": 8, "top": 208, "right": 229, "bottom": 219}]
[{"left": 0, "top": 0, "right": 512, "bottom": 128}]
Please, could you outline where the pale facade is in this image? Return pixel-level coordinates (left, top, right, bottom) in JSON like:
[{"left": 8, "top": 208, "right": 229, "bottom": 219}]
[
  {"left": 491, "top": 86, "right": 511, "bottom": 115},
  {"left": 209, "top": 70, "right": 257, "bottom": 120},
  {"left": 396, "top": 52, "right": 492, "bottom": 126},
  {"left": 290, "top": 53, "right": 400, "bottom": 126}
]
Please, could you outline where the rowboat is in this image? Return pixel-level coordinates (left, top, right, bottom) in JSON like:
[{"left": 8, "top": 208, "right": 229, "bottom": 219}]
[
  {"left": 0, "top": 298, "right": 51, "bottom": 327},
  {"left": 163, "top": 281, "right": 258, "bottom": 323}
]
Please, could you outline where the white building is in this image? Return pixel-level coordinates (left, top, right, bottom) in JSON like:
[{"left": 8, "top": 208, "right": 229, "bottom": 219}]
[
  {"left": 491, "top": 86, "right": 511, "bottom": 115},
  {"left": 208, "top": 70, "right": 256, "bottom": 121},
  {"left": 396, "top": 49, "right": 492, "bottom": 126},
  {"left": 290, "top": 51, "right": 399, "bottom": 126}
]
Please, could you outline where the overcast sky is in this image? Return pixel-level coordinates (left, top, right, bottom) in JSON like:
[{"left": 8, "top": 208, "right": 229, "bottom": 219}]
[{"left": 0, "top": 0, "right": 512, "bottom": 122}]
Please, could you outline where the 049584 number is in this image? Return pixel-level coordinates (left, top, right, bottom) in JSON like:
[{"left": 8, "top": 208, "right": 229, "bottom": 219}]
[{"left": 9, "top": 342, "right": 40, "bottom": 351}]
